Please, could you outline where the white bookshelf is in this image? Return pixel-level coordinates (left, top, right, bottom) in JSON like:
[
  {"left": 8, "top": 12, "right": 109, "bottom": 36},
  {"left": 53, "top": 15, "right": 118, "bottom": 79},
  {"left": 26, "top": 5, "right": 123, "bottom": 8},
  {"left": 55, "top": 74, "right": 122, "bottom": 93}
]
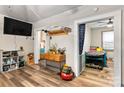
[{"left": 0, "top": 50, "right": 25, "bottom": 72}]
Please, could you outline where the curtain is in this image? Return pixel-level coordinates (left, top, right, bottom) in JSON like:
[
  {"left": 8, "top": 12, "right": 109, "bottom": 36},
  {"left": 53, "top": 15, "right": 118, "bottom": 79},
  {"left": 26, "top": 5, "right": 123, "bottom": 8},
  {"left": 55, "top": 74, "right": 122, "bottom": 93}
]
[{"left": 79, "top": 24, "right": 85, "bottom": 55}]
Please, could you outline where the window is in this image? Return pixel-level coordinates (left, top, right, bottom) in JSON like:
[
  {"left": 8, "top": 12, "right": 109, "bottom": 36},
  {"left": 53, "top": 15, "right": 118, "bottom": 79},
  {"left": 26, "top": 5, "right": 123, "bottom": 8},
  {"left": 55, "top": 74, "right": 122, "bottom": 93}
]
[{"left": 102, "top": 31, "right": 114, "bottom": 50}]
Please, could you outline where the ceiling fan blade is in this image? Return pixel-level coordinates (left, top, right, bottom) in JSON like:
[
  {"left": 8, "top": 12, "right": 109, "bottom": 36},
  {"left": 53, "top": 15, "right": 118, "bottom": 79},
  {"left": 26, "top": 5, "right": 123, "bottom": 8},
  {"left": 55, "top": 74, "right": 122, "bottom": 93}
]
[
  {"left": 97, "top": 21, "right": 109, "bottom": 24},
  {"left": 97, "top": 21, "right": 106, "bottom": 23}
]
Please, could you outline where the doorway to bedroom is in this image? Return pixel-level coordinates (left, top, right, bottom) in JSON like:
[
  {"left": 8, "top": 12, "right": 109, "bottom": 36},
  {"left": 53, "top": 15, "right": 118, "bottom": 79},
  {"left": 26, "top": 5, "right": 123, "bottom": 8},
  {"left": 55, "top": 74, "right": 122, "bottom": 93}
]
[
  {"left": 74, "top": 10, "right": 121, "bottom": 87},
  {"left": 79, "top": 18, "right": 114, "bottom": 86}
]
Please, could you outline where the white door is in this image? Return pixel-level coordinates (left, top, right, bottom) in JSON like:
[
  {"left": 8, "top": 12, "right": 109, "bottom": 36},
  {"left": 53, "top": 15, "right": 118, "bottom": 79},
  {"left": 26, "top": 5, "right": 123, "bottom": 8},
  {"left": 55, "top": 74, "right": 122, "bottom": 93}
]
[
  {"left": 34, "top": 31, "right": 41, "bottom": 64},
  {"left": 79, "top": 54, "right": 85, "bottom": 73}
]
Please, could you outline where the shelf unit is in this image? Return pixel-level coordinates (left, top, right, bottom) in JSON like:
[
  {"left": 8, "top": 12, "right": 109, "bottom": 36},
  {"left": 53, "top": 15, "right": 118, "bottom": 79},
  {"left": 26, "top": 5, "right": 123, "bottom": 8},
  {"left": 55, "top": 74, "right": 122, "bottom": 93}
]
[
  {"left": 48, "top": 30, "right": 68, "bottom": 36},
  {"left": 0, "top": 50, "right": 25, "bottom": 72},
  {"left": 48, "top": 27, "right": 71, "bottom": 36}
]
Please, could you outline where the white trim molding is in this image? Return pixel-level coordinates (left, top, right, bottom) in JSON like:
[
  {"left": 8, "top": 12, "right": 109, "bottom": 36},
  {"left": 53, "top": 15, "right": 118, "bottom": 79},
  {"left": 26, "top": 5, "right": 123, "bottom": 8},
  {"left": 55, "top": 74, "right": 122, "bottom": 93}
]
[{"left": 34, "top": 29, "right": 41, "bottom": 64}]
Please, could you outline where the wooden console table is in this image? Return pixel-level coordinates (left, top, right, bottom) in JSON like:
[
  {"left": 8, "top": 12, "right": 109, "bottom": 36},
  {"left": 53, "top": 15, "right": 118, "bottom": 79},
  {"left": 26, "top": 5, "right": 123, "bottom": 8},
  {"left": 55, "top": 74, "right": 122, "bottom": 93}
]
[{"left": 40, "top": 53, "right": 66, "bottom": 72}]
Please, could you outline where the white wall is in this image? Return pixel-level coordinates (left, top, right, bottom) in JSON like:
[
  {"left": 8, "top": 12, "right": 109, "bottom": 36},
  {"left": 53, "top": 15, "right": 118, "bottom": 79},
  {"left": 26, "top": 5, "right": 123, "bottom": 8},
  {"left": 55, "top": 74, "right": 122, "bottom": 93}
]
[
  {"left": 36, "top": 24, "right": 74, "bottom": 69},
  {"left": 33, "top": 5, "right": 124, "bottom": 85},
  {"left": 90, "top": 27, "right": 114, "bottom": 59},
  {"left": 0, "top": 14, "right": 34, "bottom": 60},
  {"left": 50, "top": 30, "right": 74, "bottom": 68},
  {"left": 91, "top": 29, "right": 102, "bottom": 47},
  {"left": 90, "top": 27, "right": 113, "bottom": 47},
  {"left": 83, "top": 24, "right": 91, "bottom": 54}
]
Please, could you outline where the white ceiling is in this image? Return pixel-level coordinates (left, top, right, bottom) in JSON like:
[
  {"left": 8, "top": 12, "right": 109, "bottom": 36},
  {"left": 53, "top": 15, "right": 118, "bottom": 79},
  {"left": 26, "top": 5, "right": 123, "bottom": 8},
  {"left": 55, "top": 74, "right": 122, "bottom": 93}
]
[
  {"left": 87, "top": 18, "right": 114, "bottom": 29},
  {"left": 0, "top": 5, "right": 80, "bottom": 23}
]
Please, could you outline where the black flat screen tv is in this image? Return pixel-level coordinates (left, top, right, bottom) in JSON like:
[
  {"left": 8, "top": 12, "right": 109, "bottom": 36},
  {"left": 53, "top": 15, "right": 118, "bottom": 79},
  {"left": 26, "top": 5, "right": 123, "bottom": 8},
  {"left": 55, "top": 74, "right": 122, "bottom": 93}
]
[{"left": 4, "top": 17, "right": 32, "bottom": 36}]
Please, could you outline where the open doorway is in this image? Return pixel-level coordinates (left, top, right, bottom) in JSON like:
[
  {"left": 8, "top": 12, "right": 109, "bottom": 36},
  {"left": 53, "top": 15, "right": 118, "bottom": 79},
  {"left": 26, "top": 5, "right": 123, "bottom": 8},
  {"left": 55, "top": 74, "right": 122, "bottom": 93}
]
[
  {"left": 80, "top": 18, "right": 114, "bottom": 86},
  {"left": 40, "top": 31, "right": 46, "bottom": 54},
  {"left": 74, "top": 10, "right": 121, "bottom": 87}
]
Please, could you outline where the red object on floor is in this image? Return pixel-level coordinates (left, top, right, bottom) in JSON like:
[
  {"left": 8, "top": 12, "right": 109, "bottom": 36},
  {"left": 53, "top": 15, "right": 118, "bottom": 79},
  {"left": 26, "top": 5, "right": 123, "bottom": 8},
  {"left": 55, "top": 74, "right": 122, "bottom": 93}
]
[{"left": 61, "top": 72, "right": 73, "bottom": 80}]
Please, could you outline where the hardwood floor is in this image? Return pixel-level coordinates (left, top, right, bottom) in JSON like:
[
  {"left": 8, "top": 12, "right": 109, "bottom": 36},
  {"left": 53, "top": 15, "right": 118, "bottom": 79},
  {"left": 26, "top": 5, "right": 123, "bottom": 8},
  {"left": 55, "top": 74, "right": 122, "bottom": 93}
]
[{"left": 0, "top": 62, "right": 113, "bottom": 87}]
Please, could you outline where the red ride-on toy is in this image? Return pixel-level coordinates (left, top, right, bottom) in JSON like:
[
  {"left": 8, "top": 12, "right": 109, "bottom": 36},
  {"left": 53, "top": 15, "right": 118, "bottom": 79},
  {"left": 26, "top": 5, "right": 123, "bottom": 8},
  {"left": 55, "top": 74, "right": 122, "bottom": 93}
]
[{"left": 60, "top": 65, "right": 74, "bottom": 80}]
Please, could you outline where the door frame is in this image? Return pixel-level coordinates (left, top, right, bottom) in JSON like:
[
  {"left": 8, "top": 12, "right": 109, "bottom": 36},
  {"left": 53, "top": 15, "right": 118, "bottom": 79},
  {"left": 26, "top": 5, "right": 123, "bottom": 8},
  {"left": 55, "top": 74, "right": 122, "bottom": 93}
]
[
  {"left": 34, "top": 29, "right": 41, "bottom": 64},
  {"left": 74, "top": 10, "right": 122, "bottom": 86},
  {"left": 34, "top": 27, "right": 49, "bottom": 64}
]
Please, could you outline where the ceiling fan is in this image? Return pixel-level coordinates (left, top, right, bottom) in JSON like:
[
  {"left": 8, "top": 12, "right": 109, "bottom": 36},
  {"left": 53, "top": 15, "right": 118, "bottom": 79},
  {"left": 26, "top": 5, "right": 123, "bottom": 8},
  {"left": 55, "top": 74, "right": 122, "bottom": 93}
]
[
  {"left": 96, "top": 18, "right": 113, "bottom": 27},
  {"left": 97, "top": 18, "right": 113, "bottom": 24},
  {"left": 107, "top": 18, "right": 113, "bottom": 24},
  {"left": 107, "top": 18, "right": 113, "bottom": 27}
]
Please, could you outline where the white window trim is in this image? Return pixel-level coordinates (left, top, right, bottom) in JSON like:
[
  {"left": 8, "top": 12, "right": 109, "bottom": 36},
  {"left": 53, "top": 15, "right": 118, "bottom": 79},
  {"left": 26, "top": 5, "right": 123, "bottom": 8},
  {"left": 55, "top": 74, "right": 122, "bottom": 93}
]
[{"left": 102, "top": 31, "right": 114, "bottom": 50}]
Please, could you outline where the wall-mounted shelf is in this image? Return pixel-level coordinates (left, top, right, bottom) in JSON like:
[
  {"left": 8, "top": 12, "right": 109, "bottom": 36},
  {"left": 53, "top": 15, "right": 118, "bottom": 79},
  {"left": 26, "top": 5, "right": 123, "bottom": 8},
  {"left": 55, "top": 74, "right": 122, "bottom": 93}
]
[
  {"left": 48, "top": 27, "right": 71, "bottom": 36},
  {"left": 48, "top": 30, "right": 68, "bottom": 36}
]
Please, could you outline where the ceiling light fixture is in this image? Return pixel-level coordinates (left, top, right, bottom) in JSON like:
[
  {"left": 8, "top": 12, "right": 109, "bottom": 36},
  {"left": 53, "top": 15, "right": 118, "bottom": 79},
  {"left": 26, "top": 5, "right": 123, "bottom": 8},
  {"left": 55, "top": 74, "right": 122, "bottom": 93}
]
[
  {"left": 107, "top": 18, "right": 113, "bottom": 27},
  {"left": 107, "top": 24, "right": 113, "bottom": 27}
]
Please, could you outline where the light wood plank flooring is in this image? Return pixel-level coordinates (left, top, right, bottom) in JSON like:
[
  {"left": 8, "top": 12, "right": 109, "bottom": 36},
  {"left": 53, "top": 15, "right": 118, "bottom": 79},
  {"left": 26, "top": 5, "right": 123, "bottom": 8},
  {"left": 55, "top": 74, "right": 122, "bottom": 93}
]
[{"left": 0, "top": 62, "right": 113, "bottom": 87}]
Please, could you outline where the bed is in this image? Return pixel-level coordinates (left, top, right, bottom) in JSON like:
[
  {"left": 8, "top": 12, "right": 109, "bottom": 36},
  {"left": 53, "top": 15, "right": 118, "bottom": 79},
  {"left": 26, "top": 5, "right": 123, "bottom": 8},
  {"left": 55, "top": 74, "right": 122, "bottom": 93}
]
[{"left": 85, "top": 51, "right": 107, "bottom": 69}]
